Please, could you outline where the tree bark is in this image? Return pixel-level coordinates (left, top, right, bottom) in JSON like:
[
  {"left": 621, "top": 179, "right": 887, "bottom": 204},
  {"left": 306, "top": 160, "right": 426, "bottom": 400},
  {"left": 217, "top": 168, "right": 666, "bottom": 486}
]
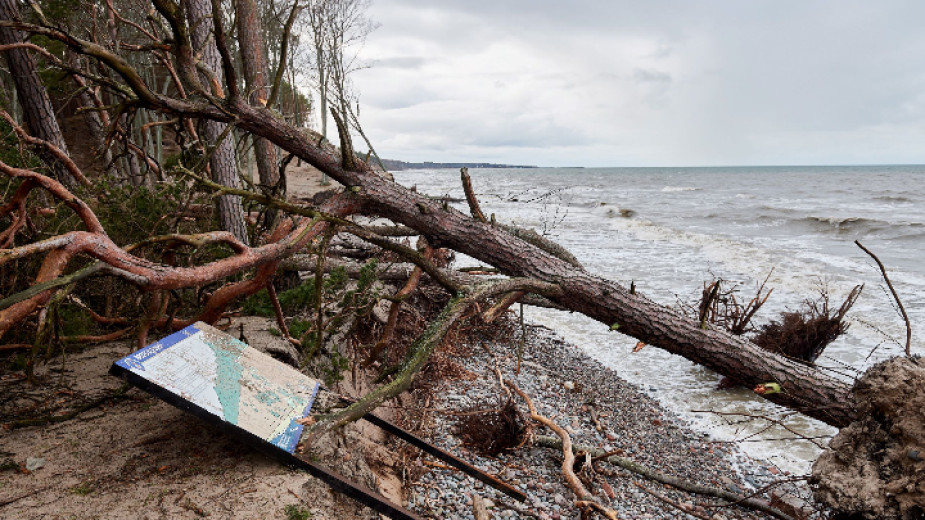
[
  {"left": 0, "top": 0, "right": 76, "bottom": 187},
  {"left": 185, "top": 0, "right": 249, "bottom": 244},
  {"left": 218, "top": 101, "right": 858, "bottom": 428},
  {"left": 234, "top": 0, "right": 279, "bottom": 191},
  {"left": 307, "top": 1, "right": 328, "bottom": 139},
  {"left": 0, "top": 19, "right": 859, "bottom": 428}
]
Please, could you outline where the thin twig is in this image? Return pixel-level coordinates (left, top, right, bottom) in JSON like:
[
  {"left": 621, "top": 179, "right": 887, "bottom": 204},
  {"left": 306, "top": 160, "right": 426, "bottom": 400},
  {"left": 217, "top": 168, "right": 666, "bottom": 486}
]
[
  {"left": 855, "top": 240, "right": 912, "bottom": 356},
  {"left": 266, "top": 281, "right": 293, "bottom": 343}
]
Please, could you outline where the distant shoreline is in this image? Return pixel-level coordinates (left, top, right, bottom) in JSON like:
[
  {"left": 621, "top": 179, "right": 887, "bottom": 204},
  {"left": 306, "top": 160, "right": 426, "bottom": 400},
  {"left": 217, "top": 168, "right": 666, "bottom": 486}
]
[{"left": 381, "top": 160, "right": 537, "bottom": 171}]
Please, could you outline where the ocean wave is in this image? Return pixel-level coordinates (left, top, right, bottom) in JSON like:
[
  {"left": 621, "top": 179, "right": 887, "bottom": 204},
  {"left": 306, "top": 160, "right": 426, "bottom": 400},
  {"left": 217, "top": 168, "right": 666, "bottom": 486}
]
[
  {"left": 797, "top": 215, "right": 925, "bottom": 234},
  {"left": 804, "top": 215, "right": 877, "bottom": 231},
  {"left": 874, "top": 195, "right": 914, "bottom": 203},
  {"left": 661, "top": 186, "right": 700, "bottom": 193},
  {"left": 603, "top": 217, "right": 872, "bottom": 298}
]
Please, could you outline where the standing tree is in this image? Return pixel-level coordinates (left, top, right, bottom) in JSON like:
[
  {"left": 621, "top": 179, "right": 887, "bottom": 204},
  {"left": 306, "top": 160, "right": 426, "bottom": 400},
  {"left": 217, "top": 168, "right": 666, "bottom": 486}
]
[
  {"left": 321, "top": 0, "right": 383, "bottom": 170},
  {"left": 305, "top": 0, "right": 330, "bottom": 141},
  {"left": 235, "top": 0, "right": 279, "bottom": 192},
  {"left": 185, "top": 0, "right": 249, "bottom": 244},
  {"left": 0, "top": 0, "right": 76, "bottom": 187}
]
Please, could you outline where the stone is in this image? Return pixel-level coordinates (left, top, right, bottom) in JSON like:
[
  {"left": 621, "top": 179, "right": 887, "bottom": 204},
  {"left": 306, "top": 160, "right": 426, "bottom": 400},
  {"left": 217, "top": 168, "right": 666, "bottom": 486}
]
[{"left": 25, "top": 457, "right": 44, "bottom": 471}]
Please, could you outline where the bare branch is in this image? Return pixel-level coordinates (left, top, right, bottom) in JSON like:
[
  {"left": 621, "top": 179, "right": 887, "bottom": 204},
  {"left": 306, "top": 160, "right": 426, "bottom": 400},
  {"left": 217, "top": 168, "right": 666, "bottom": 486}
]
[
  {"left": 856, "top": 240, "right": 912, "bottom": 357},
  {"left": 460, "top": 167, "right": 488, "bottom": 223}
]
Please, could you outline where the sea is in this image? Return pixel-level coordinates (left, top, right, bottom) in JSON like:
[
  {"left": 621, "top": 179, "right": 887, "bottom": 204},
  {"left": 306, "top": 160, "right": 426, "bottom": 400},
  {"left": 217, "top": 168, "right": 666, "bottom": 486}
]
[{"left": 392, "top": 165, "right": 925, "bottom": 474}]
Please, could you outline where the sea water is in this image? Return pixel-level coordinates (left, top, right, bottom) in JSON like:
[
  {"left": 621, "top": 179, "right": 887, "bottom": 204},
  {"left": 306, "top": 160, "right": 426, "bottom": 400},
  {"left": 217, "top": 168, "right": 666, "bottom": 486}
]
[{"left": 392, "top": 165, "right": 925, "bottom": 474}]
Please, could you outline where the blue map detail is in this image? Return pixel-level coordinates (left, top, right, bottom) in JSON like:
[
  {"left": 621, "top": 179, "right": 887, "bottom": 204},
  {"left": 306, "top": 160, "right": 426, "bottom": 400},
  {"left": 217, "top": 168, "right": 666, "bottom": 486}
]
[
  {"left": 269, "top": 382, "right": 320, "bottom": 453},
  {"left": 115, "top": 324, "right": 201, "bottom": 373},
  {"left": 208, "top": 338, "right": 247, "bottom": 425}
]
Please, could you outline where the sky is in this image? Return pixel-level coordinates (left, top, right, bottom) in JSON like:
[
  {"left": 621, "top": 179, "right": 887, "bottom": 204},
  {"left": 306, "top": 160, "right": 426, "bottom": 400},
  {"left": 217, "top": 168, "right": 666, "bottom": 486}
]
[{"left": 347, "top": 1, "right": 925, "bottom": 167}]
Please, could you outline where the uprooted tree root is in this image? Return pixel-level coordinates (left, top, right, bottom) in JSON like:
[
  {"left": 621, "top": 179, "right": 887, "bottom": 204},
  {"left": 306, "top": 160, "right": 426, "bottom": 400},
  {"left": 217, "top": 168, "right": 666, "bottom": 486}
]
[
  {"left": 690, "top": 274, "right": 862, "bottom": 366},
  {"left": 751, "top": 284, "right": 862, "bottom": 363},
  {"left": 812, "top": 356, "right": 925, "bottom": 520},
  {"left": 455, "top": 398, "right": 526, "bottom": 457}
]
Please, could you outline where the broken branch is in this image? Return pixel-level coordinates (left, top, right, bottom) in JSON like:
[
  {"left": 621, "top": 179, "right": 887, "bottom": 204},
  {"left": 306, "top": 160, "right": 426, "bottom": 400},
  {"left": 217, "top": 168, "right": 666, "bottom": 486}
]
[
  {"left": 507, "top": 382, "right": 619, "bottom": 519},
  {"left": 855, "top": 240, "right": 912, "bottom": 356}
]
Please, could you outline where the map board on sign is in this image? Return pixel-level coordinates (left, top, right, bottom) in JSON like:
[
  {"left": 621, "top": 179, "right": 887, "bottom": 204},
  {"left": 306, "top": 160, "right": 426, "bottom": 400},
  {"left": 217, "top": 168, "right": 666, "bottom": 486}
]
[
  {"left": 109, "top": 321, "right": 519, "bottom": 519},
  {"left": 110, "top": 321, "right": 319, "bottom": 453}
]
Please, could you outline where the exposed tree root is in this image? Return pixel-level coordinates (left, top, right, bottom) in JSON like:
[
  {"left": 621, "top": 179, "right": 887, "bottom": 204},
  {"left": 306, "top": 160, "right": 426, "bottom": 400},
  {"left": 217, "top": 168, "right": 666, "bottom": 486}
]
[
  {"left": 534, "top": 435, "right": 796, "bottom": 520},
  {"left": 507, "top": 382, "right": 619, "bottom": 519},
  {"left": 855, "top": 240, "right": 912, "bottom": 356}
]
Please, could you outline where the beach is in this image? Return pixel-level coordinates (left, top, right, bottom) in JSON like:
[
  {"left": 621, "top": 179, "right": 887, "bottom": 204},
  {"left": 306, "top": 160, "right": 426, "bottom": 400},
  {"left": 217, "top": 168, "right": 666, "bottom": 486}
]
[
  {"left": 393, "top": 165, "right": 925, "bottom": 474},
  {"left": 0, "top": 166, "right": 844, "bottom": 519},
  {"left": 0, "top": 317, "right": 815, "bottom": 519}
]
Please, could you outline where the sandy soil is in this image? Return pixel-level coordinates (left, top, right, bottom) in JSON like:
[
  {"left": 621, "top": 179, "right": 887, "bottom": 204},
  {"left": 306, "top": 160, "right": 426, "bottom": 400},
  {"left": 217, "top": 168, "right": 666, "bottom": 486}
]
[
  {"left": 284, "top": 162, "right": 332, "bottom": 202},
  {"left": 283, "top": 157, "right": 393, "bottom": 202},
  {"left": 0, "top": 319, "right": 402, "bottom": 520}
]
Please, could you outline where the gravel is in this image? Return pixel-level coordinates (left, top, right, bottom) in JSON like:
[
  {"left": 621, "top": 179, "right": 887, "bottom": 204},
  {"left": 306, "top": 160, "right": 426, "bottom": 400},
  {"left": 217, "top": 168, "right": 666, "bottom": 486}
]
[{"left": 404, "top": 324, "right": 818, "bottom": 519}]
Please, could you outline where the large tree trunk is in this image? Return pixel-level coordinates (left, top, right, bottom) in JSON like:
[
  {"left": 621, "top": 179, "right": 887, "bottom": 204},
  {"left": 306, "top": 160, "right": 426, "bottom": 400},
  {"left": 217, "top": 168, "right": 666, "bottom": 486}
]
[
  {"left": 185, "top": 0, "right": 249, "bottom": 244},
  {"left": 0, "top": 0, "right": 76, "bottom": 187},
  {"left": 221, "top": 100, "right": 857, "bottom": 428},
  {"left": 234, "top": 0, "right": 279, "bottom": 191},
  {"left": 70, "top": 72, "right": 116, "bottom": 178},
  {"left": 0, "top": 19, "right": 858, "bottom": 427},
  {"left": 308, "top": 1, "right": 328, "bottom": 140}
]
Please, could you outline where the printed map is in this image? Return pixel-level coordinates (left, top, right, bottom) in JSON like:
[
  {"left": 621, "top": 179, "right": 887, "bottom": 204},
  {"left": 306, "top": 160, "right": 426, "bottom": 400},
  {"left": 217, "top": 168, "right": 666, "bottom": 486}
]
[{"left": 114, "top": 322, "right": 319, "bottom": 453}]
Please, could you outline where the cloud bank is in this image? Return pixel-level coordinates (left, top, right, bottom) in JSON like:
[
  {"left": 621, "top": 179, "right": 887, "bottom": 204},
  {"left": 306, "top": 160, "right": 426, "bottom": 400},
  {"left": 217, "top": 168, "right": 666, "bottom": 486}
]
[{"left": 347, "top": 1, "right": 925, "bottom": 167}]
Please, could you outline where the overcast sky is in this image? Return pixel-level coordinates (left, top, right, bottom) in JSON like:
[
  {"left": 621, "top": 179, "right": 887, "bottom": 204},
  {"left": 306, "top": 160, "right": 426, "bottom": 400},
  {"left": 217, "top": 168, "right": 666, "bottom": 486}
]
[{"left": 348, "top": 1, "right": 925, "bottom": 167}]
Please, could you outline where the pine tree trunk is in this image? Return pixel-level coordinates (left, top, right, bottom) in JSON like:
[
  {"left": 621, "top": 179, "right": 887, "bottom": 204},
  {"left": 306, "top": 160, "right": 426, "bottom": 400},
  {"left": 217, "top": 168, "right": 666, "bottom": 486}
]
[
  {"left": 0, "top": 0, "right": 76, "bottom": 187},
  {"left": 225, "top": 101, "right": 858, "bottom": 428},
  {"left": 186, "top": 0, "right": 249, "bottom": 244},
  {"left": 234, "top": 0, "right": 279, "bottom": 191}
]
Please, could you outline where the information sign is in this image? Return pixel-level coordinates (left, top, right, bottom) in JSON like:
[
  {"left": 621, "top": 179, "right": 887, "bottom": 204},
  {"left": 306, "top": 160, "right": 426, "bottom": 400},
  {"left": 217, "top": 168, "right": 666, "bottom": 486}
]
[{"left": 111, "top": 322, "right": 319, "bottom": 453}]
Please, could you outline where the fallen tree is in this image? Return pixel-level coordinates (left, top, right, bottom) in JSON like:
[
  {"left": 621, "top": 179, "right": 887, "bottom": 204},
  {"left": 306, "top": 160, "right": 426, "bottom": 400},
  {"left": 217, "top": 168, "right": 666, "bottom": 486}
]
[
  {"left": 0, "top": 7, "right": 920, "bottom": 517},
  {"left": 0, "top": 12, "right": 857, "bottom": 426}
]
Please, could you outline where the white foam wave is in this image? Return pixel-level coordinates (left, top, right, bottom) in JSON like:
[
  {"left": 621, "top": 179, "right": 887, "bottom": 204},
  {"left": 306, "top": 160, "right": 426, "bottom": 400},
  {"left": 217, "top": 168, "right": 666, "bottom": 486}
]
[
  {"left": 605, "top": 217, "right": 868, "bottom": 300},
  {"left": 661, "top": 186, "right": 700, "bottom": 193}
]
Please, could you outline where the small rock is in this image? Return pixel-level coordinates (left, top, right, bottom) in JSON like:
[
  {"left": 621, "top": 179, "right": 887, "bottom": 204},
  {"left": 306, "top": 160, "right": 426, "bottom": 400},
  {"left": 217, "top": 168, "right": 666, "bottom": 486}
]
[{"left": 25, "top": 457, "right": 45, "bottom": 471}]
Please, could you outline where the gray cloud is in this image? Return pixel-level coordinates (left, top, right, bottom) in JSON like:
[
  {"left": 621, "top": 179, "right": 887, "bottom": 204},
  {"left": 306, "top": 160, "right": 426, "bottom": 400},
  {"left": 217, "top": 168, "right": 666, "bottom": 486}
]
[
  {"left": 346, "top": 1, "right": 925, "bottom": 166},
  {"left": 374, "top": 56, "right": 427, "bottom": 69}
]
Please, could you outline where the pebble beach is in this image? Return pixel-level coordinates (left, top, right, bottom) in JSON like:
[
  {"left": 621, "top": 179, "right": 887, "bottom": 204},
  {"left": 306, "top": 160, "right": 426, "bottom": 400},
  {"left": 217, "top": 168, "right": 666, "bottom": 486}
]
[{"left": 404, "top": 324, "right": 815, "bottom": 520}]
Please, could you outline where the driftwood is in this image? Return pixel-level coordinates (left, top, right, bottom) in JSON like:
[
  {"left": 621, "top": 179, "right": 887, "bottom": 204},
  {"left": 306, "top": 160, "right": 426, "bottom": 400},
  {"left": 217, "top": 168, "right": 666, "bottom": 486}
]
[
  {"left": 534, "top": 435, "right": 797, "bottom": 520},
  {"left": 508, "top": 383, "right": 619, "bottom": 520}
]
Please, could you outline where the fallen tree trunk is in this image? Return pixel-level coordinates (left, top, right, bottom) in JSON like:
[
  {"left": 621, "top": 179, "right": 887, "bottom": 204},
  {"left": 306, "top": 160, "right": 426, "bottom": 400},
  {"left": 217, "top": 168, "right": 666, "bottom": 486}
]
[
  {"left": 2, "top": 19, "right": 855, "bottom": 427},
  {"left": 226, "top": 101, "right": 856, "bottom": 427}
]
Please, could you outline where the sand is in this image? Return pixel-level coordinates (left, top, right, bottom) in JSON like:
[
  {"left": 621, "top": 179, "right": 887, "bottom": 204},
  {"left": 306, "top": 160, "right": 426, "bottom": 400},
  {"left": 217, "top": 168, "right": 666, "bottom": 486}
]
[
  {"left": 0, "top": 320, "right": 400, "bottom": 520},
  {"left": 284, "top": 161, "right": 332, "bottom": 202}
]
